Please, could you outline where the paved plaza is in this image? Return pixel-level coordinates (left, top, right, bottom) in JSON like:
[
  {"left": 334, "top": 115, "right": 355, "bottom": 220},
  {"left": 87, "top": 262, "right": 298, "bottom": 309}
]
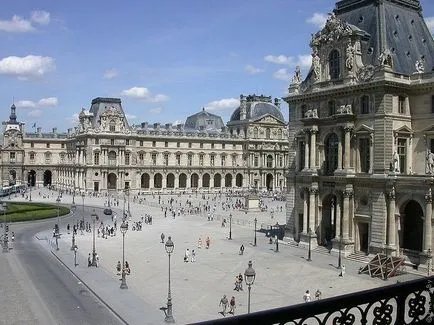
[{"left": 6, "top": 188, "right": 423, "bottom": 324}]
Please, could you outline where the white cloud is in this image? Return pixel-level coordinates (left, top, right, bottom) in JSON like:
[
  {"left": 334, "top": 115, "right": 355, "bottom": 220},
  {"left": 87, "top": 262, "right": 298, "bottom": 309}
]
[
  {"left": 264, "top": 55, "right": 294, "bottom": 65},
  {"left": 245, "top": 65, "right": 264, "bottom": 75},
  {"left": 426, "top": 17, "right": 434, "bottom": 34},
  {"left": 67, "top": 113, "right": 79, "bottom": 124},
  {"left": 103, "top": 68, "right": 118, "bottom": 79},
  {"left": 0, "top": 55, "right": 55, "bottom": 79},
  {"left": 307, "top": 12, "right": 328, "bottom": 28},
  {"left": 0, "top": 15, "right": 35, "bottom": 33},
  {"left": 28, "top": 109, "right": 41, "bottom": 117},
  {"left": 298, "top": 54, "right": 312, "bottom": 68},
  {"left": 149, "top": 107, "right": 162, "bottom": 114},
  {"left": 125, "top": 113, "right": 137, "bottom": 120},
  {"left": 16, "top": 97, "right": 58, "bottom": 109},
  {"left": 120, "top": 86, "right": 169, "bottom": 102},
  {"left": 172, "top": 119, "right": 184, "bottom": 125},
  {"left": 205, "top": 98, "right": 239, "bottom": 112},
  {"left": 273, "top": 68, "right": 290, "bottom": 81},
  {"left": 31, "top": 11, "right": 50, "bottom": 25}
]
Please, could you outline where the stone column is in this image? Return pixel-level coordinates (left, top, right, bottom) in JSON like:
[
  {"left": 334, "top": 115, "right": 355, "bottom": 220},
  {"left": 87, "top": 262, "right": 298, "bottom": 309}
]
[
  {"left": 369, "top": 134, "right": 374, "bottom": 173},
  {"left": 309, "top": 188, "right": 317, "bottom": 232},
  {"left": 337, "top": 130, "right": 343, "bottom": 170},
  {"left": 344, "top": 127, "right": 352, "bottom": 169},
  {"left": 335, "top": 193, "right": 341, "bottom": 238},
  {"left": 342, "top": 189, "right": 352, "bottom": 240},
  {"left": 387, "top": 187, "right": 396, "bottom": 250},
  {"left": 310, "top": 129, "right": 317, "bottom": 169},
  {"left": 304, "top": 132, "right": 310, "bottom": 169},
  {"left": 303, "top": 188, "right": 308, "bottom": 233},
  {"left": 425, "top": 188, "right": 432, "bottom": 252}
]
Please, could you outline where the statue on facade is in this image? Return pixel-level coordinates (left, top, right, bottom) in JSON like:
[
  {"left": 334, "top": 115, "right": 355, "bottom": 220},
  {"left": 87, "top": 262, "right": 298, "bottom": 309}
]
[
  {"left": 345, "top": 42, "right": 355, "bottom": 71},
  {"left": 392, "top": 151, "right": 400, "bottom": 173},
  {"left": 427, "top": 150, "right": 434, "bottom": 174},
  {"left": 304, "top": 108, "right": 318, "bottom": 118},
  {"left": 378, "top": 49, "right": 393, "bottom": 67},
  {"left": 292, "top": 66, "right": 302, "bottom": 84},
  {"left": 312, "top": 51, "right": 320, "bottom": 81},
  {"left": 415, "top": 60, "right": 425, "bottom": 73}
]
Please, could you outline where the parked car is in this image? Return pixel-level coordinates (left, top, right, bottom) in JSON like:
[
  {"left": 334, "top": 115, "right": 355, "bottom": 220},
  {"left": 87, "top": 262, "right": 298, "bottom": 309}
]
[{"left": 103, "top": 208, "right": 113, "bottom": 215}]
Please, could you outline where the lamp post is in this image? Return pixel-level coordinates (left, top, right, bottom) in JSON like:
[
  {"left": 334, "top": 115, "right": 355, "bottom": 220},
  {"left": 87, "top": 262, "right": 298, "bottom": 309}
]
[
  {"left": 244, "top": 260, "right": 256, "bottom": 314},
  {"left": 2, "top": 203, "right": 8, "bottom": 253},
  {"left": 127, "top": 187, "right": 130, "bottom": 219},
  {"left": 70, "top": 204, "right": 76, "bottom": 251},
  {"left": 338, "top": 235, "right": 342, "bottom": 268},
  {"left": 81, "top": 192, "right": 85, "bottom": 233},
  {"left": 275, "top": 235, "right": 279, "bottom": 252},
  {"left": 161, "top": 233, "right": 165, "bottom": 244},
  {"left": 56, "top": 196, "right": 61, "bottom": 231},
  {"left": 164, "top": 236, "right": 175, "bottom": 323},
  {"left": 228, "top": 213, "right": 232, "bottom": 240},
  {"left": 72, "top": 186, "right": 75, "bottom": 205},
  {"left": 91, "top": 210, "right": 98, "bottom": 267},
  {"left": 73, "top": 244, "right": 78, "bottom": 267},
  {"left": 120, "top": 221, "right": 128, "bottom": 289},
  {"left": 123, "top": 189, "right": 127, "bottom": 221},
  {"left": 29, "top": 183, "right": 32, "bottom": 202},
  {"left": 307, "top": 227, "right": 312, "bottom": 262},
  {"left": 253, "top": 218, "right": 257, "bottom": 246}
]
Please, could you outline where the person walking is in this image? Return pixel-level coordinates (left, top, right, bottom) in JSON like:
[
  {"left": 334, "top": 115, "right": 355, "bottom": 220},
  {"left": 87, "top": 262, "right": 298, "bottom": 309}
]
[
  {"left": 229, "top": 296, "right": 236, "bottom": 315},
  {"left": 303, "top": 290, "right": 311, "bottom": 302},
  {"left": 239, "top": 244, "right": 245, "bottom": 255},
  {"left": 88, "top": 254, "right": 92, "bottom": 267},
  {"left": 206, "top": 236, "right": 210, "bottom": 249},
  {"left": 315, "top": 289, "right": 322, "bottom": 300},
  {"left": 191, "top": 249, "right": 196, "bottom": 262},
  {"left": 116, "top": 261, "right": 121, "bottom": 275},
  {"left": 198, "top": 237, "right": 202, "bottom": 248},
  {"left": 184, "top": 248, "right": 190, "bottom": 262},
  {"left": 219, "top": 294, "right": 228, "bottom": 316}
]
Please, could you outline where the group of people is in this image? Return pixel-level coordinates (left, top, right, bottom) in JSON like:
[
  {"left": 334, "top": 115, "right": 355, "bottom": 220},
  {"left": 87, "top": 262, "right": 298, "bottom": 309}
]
[
  {"left": 219, "top": 294, "right": 236, "bottom": 316},
  {"left": 116, "top": 260, "right": 131, "bottom": 275},
  {"left": 183, "top": 248, "right": 197, "bottom": 263},
  {"left": 303, "top": 289, "right": 322, "bottom": 302}
]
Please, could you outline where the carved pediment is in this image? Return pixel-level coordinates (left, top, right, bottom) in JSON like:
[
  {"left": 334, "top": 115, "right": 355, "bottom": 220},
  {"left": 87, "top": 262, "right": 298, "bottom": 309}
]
[
  {"left": 394, "top": 125, "right": 413, "bottom": 138},
  {"left": 311, "top": 13, "right": 353, "bottom": 46},
  {"left": 355, "top": 124, "right": 374, "bottom": 134},
  {"left": 253, "top": 115, "right": 283, "bottom": 125}
]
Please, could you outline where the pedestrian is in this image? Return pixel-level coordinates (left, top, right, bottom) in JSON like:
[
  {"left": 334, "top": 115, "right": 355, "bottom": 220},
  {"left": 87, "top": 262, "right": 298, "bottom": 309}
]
[
  {"left": 184, "top": 248, "right": 190, "bottom": 262},
  {"left": 315, "top": 289, "right": 322, "bottom": 300},
  {"left": 198, "top": 237, "right": 202, "bottom": 248},
  {"left": 95, "top": 253, "right": 99, "bottom": 267},
  {"left": 206, "top": 236, "right": 210, "bottom": 249},
  {"left": 237, "top": 273, "right": 243, "bottom": 291},
  {"left": 219, "top": 294, "right": 228, "bottom": 316},
  {"left": 88, "top": 253, "right": 92, "bottom": 267},
  {"left": 239, "top": 244, "right": 244, "bottom": 255},
  {"left": 67, "top": 224, "right": 70, "bottom": 234},
  {"left": 191, "top": 249, "right": 196, "bottom": 262},
  {"left": 125, "top": 261, "right": 131, "bottom": 274},
  {"left": 303, "top": 290, "right": 311, "bottom": 302},
  {"left": 116, "top": 261, "right": 121, "bottom": 275},
  {"left": 340, "top": 265, "right": 345, "bottom": 277},
  {"left": 229, "top": 296, "right": 236, "bottom": 315}
]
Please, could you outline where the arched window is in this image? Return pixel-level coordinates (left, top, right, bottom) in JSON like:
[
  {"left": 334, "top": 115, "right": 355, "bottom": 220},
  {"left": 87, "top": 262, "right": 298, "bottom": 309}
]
[
  {"left": 329, "top": 50, "right": 340, "bottom": 79},
  {"left": 109, "top": 120, "right": 116, "bottom": 132},
  {"left": 266, "top": 155, "right": 273, "bottom": 168},
  {"left": 325, "top": 133, "right": 339, "bottom": 175},
  {"left": 253, "top": 128, "right": 259, "bottom": 138},
  {"left": 266, "top": 128, "right": 271, "bottom": 139},
  {"left": 108, "top": 151, "right": 117, "bottom": 166}
]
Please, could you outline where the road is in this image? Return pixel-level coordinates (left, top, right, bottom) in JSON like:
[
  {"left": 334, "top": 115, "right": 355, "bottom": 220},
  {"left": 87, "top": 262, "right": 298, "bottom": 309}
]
[{"left": 1, "top": 207, "right": 124, "bottom": 325}]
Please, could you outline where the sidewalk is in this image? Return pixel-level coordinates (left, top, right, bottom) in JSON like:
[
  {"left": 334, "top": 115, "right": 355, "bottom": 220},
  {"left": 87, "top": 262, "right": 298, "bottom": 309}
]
[{"left": 12, "top": 189, "right": 424, "bottom": 324}]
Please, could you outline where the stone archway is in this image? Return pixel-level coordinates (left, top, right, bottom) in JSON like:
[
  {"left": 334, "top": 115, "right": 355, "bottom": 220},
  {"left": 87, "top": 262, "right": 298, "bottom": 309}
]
[
  {"left": 28, "top": 170, "right": 36, "bottom": 186},
  {"left": 9, "top": 170, "right": 17, "bottom": 186},
  {"left": 224, "top": 174, "right": 232, "bottom": 187},
  {"left": 141, "top": 173, "right": 150, "bottom": 189},
  {"left": 154, "top": 173, "right": 162, "bottom": 189},
  {"left": 167, "top": 173, "right": 175, "bottom": 188},
  {"left": 236, "top": 173, "right": 243, "bottom": 187},
  {"left": 214, "top": 173, "right": 221, "bottom": 188},
  {"left": 191, "top": 174, "right": 199, "bottom": 188},
  {"left": 43, "top": 170, "right": 52, "bottom": 187},
  {"left": 401, "top": 200, "right": 423, "bottom": 252},
  {"left": 321, "top": 194, "right": 337, "bottom": 247},
  {"left": 266, "top": 174, "right": 273, "bottom": 191},
  {"left": 179, "top": 173, "right": 187, "bottom": 188},
  {"left": 107, "top": 173, "right": 117, "bottom": 190},
  {"left": 202, "top": 173, "right": 210, "bottom": 188}
]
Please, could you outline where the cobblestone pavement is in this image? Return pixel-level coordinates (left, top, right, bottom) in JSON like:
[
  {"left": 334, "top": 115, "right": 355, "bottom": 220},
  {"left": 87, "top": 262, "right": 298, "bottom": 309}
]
[{"left": 4, "top": 189, "right": 423, "bottom": 324}]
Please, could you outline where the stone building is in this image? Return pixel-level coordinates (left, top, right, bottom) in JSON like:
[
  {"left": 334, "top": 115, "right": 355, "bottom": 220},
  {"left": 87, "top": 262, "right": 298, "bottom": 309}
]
[
  {"left": 284, "top": 0, "right": 434, "bottom": 267},
  {"left": 1, "top": 94, "right": 288, "bottom": 194}
]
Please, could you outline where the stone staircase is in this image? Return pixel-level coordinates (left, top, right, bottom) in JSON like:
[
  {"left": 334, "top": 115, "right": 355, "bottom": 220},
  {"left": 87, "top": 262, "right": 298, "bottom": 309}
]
[
  {"left": 346, "top": 251, "right": 372, "bottom": 264},
  {"left": 313, "top": 245, "right": 332, "bottom": 255}
]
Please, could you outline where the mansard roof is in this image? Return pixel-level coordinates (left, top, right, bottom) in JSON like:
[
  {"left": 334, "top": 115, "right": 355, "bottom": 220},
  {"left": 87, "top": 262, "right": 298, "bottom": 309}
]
[
  {"left": 89, "top": 97, "right": 128, "bottom": 128},
  {"left": 184, "top": 108, "right": 225, "bottom": 131}
]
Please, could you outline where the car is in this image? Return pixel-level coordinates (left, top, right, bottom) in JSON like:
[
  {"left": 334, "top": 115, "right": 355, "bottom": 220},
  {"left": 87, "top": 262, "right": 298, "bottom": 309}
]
[{"left": 103, "top": 208, "right": 112, "bottom": 215}]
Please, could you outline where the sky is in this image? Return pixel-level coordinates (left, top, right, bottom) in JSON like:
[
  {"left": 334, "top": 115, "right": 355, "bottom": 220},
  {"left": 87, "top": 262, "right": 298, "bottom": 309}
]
[{"left": 0, "top": 0, "right": 433, "bottom": 132}]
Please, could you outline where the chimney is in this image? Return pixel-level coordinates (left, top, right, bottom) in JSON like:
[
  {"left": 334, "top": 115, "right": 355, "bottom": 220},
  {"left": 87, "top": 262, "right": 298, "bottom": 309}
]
[
  {"left": 154, "top": 122, "right": 160, "bottom": 130},
  {"left": 141, "top": 122, "right": 148, "bottom": 129},
  {"left": 274, "top": 98, "right": 281, "bottom": 109},
  {"left": 67, "top": 128, "right": 72, "bottom": 135},
  {"left": 165, "top": 123, "right": 172, "bottom": 130},
  {"left": 52, "top": 127, "right": 57, "bottom": 133},
  {"left": 37, "top": 127, "right": 42, "bottom": 135},
  {"left": 240, "top": 94, "right": 247, "bottom": 120}
]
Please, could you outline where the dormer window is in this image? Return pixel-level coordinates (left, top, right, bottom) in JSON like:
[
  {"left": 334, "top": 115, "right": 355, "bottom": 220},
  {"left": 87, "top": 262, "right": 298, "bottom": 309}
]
[
  {"left": 329, "top": 50, "right": 340, "bottom": 79},
  {"left": 109, "top": 120, "right": 116, "bottom": 132}
]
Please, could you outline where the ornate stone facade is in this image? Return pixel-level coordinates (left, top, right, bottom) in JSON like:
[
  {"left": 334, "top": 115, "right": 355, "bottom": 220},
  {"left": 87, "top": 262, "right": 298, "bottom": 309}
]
[
  {"left": 1, "top": 95, "right": 288, "bottom": 194},
  {"left": 284, "top": 0, "right": 434, "bottom": 267}
]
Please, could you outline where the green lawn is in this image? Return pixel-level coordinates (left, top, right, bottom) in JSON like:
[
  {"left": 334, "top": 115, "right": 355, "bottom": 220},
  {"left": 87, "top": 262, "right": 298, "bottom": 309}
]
[{"left": 0, "top": 202, "right": 70, "bottom": 222}]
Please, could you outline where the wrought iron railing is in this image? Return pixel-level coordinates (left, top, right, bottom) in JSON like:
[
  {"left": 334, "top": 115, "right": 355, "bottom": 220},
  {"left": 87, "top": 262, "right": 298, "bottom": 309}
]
[{"left": 191, "top": 276, "right": 434, "bottom": 325}]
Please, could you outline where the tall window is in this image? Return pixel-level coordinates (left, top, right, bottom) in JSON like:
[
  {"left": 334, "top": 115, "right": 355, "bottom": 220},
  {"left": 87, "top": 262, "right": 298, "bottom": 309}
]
[
  {"left": 211, "top": 143, "right": 214, "bottom": 149},
  {"left": 30, "top": 152, "right": 35, "bottom": 161},
  {"left": 360, "top": 95, "right": 370, "bottom": 114},
  {"left": 359, "top": 138, "right": 370, "bottom": 173},
  {"left": 176, "top": 154, "right": 181, "bottom": 165},
  {"left": 152, "top": 141, "right": 156, "bottom": 147},
  {"left": 45, "top": 152, "right": 51, "bottom": 163},
  {"left": 151, "top": 153, "right": 157, "bottom": 165},
  {"left": 221, "top": 155, "right": 226, "bottom": 166},
  {"left": 266, "top": 155, "right": 273, "bottom": 168},
  {"left": 199, "top": 154, "right": 204, "bottom": 166},
  {"left": 329, "top": 50, "right": 340, "bottom": 79},
  {"left": 298, "top": 141, "right": 305, "bottom": 171},
  {"left": 95, "top": 138, "right": 99, "bottom": 145},
  {"left": 9, "top": 152, "right": 15, "bottom": 163},
  {"left": 110, "top": 139, "right": 115, "bottom": 145},
  {"left": 163, "top": 153, "right": 169, "bottom": 166},
  {"left": 125, "top": 153, "right": 130, "bottom": 165},
  {"left": 126, "top": 139, "right": 130, "bottom": 145},
  {"left": 397, "top": 138, "right": 407, "bottom": 173},
  {"left": 253, "top": 128, "right": 259, "bottom": 138},
  {"left": 108, "top": 151, "right": 116, "bottom": 166},
  {"left": 140, "top": 140, "right": 143, "bottom": 146},
  {"left": 325, "top": 133, "right": 339, "bottom": 175},
  {"left": 232, "top": 155, "right": 237, "bottom": 166},
  {"left": 177, "top": 142, "right": 180, "bottom": 148},
  {"left": 165, "top": 141, "right": 168, "bottom": 148},
  {"left": 139, "top": 153, "right": 144, "bottom": 161},
  {"left": 30, "top": 142, "right": 34, "bottom": 148},
  {"left": 222, "top": 143, "right": 225, "bottom": 149},
  {"left": 94, "top": 152, "right": 100, "bottom": 165},
  {"left": 254, "top": 156, "right": 259, "bottom": 167},
  {"left": 188, "top": 142, "right": 192, "bottom": 148},
  {"left": 210, "top": 155, "right": 215, "bottom": 166},
  {"left": 328, "top": 100, "right": 336, "bottom": 116},
  {"left": 46, "top": 143, "right": 50, "bottom": 148},
  {"left": 188, "top": 154, "right": 193, "bottom": 166},
  {"left": 109, "top": 120, "right": 116, "bottom": 132},
  {"left": 200, "top": 143, "right": 203, "bottom": 149},
  {"left": 398, "top": 96, "right": 405, "bottom": 114},
  {"left": 279, "top": 156, "right": 283, "bottom": 167},
  {"left": 266, "top": 128, "right": 271, "bottom": 139}
]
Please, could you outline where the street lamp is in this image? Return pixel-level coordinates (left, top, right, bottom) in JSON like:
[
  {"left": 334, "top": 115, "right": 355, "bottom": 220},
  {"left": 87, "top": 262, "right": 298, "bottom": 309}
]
[
  {"left": 72, "top": 186, "right": 75, "bottom": 205},
  {"left": 161, "top": 233, "right": 165, "bottom": 244},
  {"left": 244, "top": 260, "right": 256, "bottom": 314},
  {"left": 253, "top": 218, "right": 257, "bottom": 246},
  {"left": 73, "top": 244, "right": 78, "bottom": 267},
  {"left": 307, "top": 228, "right": 312, "bottom": 262},
  {"left": 91, "top": 210, "right": 98, "bottom": 267},
  {"left": 275, "top": 235, "right": 279, "bottom": 252},
  {"left": 120, "top": 221, "right": 128, "bottom": 289},
  {"left": 228, "top": 213, "right": 232, "bottom": 240},
  {"left": 2, "top": 203, "right": 8, "bottom": 253},
  {"left": 29, "top": 183, "right": 32, "bottom": 202},
  {"left": 338, "top": 235, "right": 342, "bottom": 268},
  {"left": 81, "top": 192, "right": 85, "bottom": 233},
  {"left": 164, "top": 236, "right": 175, "bottom": 323},
  {"left": 70, "top": 204, "right": 76, "bottom": 251},
  {"left": 56, "top": 196, "right": 61, "bottom": 230}
]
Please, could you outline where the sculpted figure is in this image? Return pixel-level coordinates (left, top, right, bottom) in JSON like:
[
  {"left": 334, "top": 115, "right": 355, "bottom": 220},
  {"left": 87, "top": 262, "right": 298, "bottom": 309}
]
[{"left": 427, "top": 150, "right": 434, "bottom": 174}]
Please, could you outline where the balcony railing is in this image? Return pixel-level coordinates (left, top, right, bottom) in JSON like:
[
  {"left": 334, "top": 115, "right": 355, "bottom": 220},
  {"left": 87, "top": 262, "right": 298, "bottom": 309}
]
[{"left": 192, "top": 276, "right": 434, "bottom": 325}]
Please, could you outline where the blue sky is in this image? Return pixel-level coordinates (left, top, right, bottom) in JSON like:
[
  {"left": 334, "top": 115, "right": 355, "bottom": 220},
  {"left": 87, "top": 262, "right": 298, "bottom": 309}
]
[{"left": 1, "top": 0, "right": 433, "bottom": 132}]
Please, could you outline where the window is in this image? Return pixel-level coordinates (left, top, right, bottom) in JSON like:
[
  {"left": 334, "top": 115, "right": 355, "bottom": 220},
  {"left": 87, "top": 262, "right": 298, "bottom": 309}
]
[
  {"left": 110, "top": 139, "right": 115, "bottom": 145},
  {"left": 360, "top": 95, "right": 370, "bottom": 114},
  {"left": 254, "top": 156, "right": 259, "bottom": 167},
  {"left": 30, "top": 152, "right": 35, "bottom": 161},
  {"left": 152, "top": 141, "right": 156, "bottom": 147},
  {"left": 329, "top": 49, "right": 340, "bottom": 79},
  {"left": 279, "top": 156, "right": 283, "bottom": 167},
  {"left": 300, "top": 104, "right": 307, "bottom": 118},
  {"left": 95, "top": 139, "right": 99, "bottom": 145},
  {"left": 207, "top": 119, "right": 213, "bottom": 125},
  {"left": 151, "top": 153, "right": 157, "bottom": 165},
  {"left": 125, "top": 153, "right": 130, "bottom": 165},
  {"left": 177, "top": 142, "right": 180, "bottom": 148},
  {"left": 398, "top": 96, "right": 405, "bottom": 114},
  {"left": 109, "top": 120, "right": 116, "bottom": 132},
  {"left": 188, "top": 142, "right": 192, "bottom": 148},
  {"left": 359, "top": 138, "right": 370, "bottom": 173},
  {"left": 126, "top": 139, "right": 130, "bottom": 145},
  {"left": 266, "top": 155, "right": 273, "bottom": 168},
  {"left": 328, "top": 100, "right": 336, "bottom": 116},
  {"left": 199, "top": 154, "right": 204, "bottom": 166},
  {"left": 298, "top": 141, "right": 305, "bottom": 171},
  {"left": 140, "top": 140, "right": 143, "bottom": 146},
  {"left": 253, "top": 128, "right": 259, "bottom": 138},
  {"left": 233, "top": 144, "right": 236, "bottom": 149},
  {"left": 61, "top": 143, "right": 65, "bottom": 148},
  {"left": 9, "top": 152, "right": 15, "bottom": 162},
  {"left": 200, "top": 143, "right": 203, "bottom": 149},
  {"left": 431, "top": 95, "right": 434, "bottom": 114},
  {"left": 211, "top": 143, "right": 214, "bottom": 149},
  {"left": 325, "top": 133, "right": 339, "bottom": 175},
  {"left": 188, "top": 154, "right": 193, "bottom": 166},
  {"left": 210, "top": 155, "right": 215, "bottom": 166},
  {"left": 139, "top": 153, "right": 144, "bottom": 161},
  {"left": 266, "top": 128, "right": 271, "bottom": 139},
  {"left": 165, "top": 141, "right": 168, "bottom": 148},
  {"left": 176, "top": 154, "right": 181, "bottom": 165},
  {"left": 94, "top": 152, "right": 100, "bottom": 165},
  {"left": 60, "top": 153, "right": 65, "bottom": 162},
  {"left": 278, "top": 129, "right": 283, "bottom": 139},
  {"left": 397, "top": 138, "right": 407, "bottom": 173},
  {"left": 222, "top": 143, "right": 225, "bottom": 149},
  {"left": 221, "top": 155, "right": 226, "bottom": 166},
  {"left": 108, "top": 151, "right": 117, "bottom": 166},
  {"left": 30, "top": 142, "right": 34, "bottom": 148},
  {"left": 163, "top": 153, "right": 169, "bottom": 166},
  {"left": 45, "top": 152, "right": 51, "bottom": 162},
  {"left": 46, "top": 143, "right": 50, "bottom": 148}
]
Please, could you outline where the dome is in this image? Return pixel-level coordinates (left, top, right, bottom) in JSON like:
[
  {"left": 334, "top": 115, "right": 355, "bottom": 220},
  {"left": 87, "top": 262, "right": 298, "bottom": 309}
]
[
  {"left": 185, "top": 108, "right": 224, "bottom": 131},
  {"left": 230, "top": 96, "right": 284, "bottom": 122}
]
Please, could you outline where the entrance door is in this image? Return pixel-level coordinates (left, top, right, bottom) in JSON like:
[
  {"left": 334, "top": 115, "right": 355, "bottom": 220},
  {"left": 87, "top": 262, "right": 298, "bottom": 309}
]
[{"left": 359, "top": 223, "right": 369, "bottom": 253}]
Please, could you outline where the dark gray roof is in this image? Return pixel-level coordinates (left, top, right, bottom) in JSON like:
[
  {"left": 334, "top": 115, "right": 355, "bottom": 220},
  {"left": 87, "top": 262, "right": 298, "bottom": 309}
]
[
  {"left": 89, "top": 97, "right": 128, "bottom": 128},
  {"left": 334, "top": 0, "right": 434, "bottom": 75},
  {"left": 184, "top": 109, "right": 224, "bottom": 131},
  {"left": 230, "top": 102, "right": 284, "bottom": 122}
]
